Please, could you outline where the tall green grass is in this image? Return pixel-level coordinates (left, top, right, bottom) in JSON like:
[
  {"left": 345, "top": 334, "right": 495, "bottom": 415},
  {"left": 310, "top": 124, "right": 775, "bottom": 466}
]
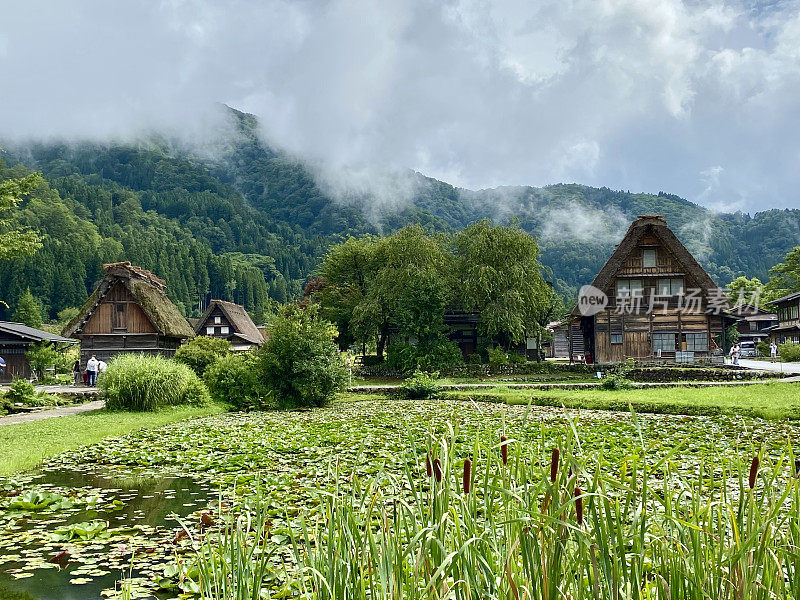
[
  {"left": 187, "top": 415, "right": 800, "bottom": 599},
  {"left": 100, "top": 354, "right": 209, "bottom": 411}
]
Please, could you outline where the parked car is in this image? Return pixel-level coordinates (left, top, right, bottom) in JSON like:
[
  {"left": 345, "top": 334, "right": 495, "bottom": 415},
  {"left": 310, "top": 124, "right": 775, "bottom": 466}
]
[{"left": 739, "top": 341, "right": 757, "bottom": 357}]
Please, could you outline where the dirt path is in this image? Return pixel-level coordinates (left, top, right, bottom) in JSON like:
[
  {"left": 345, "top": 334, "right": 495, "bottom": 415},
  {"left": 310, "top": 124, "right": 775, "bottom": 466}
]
[{"left": 0, "top": 400, "right": 105, "bottom": 426}]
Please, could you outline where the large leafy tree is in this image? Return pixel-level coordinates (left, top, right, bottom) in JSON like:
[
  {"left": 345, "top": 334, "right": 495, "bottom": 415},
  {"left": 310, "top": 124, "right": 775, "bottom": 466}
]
[
  {"left": 765, "top": 247, "right": 800, "bottom": 301},
  {"left": 454, "top": 220, "right": 553, "bottom": 346},
  {"left": 0, "top": 173, "right": 42, "bottom": 309}
]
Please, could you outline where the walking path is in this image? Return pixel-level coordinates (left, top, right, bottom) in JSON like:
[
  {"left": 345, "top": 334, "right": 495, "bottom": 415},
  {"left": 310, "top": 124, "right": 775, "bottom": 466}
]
[
  {"left": 0, "top": 399, "right": 105, "bottom": 426},
  {"left": 738, "top": 359, "right": 800, "bottom": 375}
]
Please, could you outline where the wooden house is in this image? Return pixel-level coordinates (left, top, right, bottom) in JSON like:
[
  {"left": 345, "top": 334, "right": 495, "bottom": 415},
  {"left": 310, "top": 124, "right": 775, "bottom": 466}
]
[
  {"left": 732, "top": 305, "right": 777, "bottom": 345},
  {"left": 195, "top": 299, "right": 264, "bottom": 351},
  {"left": 569, "top": 215, "right": 734, "bottom": 364},
  {"left": 63, "top": 262, "right": 195, "bottom": 366},
  {"left": 0, "top": 322, "right": 76, "bottom": 382},
  {"left": 767, "top": 291, "right": 800, "bottom": 344}
]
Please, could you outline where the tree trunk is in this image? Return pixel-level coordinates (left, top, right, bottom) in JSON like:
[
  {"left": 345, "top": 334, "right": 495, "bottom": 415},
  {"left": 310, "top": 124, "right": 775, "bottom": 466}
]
[{"left": 376, "top": 324, "right": 389, "bottom": 361}]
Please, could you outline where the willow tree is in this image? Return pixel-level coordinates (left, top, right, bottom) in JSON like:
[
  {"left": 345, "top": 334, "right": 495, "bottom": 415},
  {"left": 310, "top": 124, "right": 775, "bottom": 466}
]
[{"left": 454, "top": 219, "right": 554, "bottom": 348}]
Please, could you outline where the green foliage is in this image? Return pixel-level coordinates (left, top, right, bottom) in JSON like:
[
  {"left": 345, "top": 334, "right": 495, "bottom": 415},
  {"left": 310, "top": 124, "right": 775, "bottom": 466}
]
[
  {"left": 4, "top": 378, "right": 45, "bottom": 405},
  {"left": 756, "top": 340, "right": 770, "bottom": 357},
  {"left": 726, "top": 324, "right": 740, "bottom": 346},
  {"left": 0, "top": 172, "right": 42, "bottom": 264},
  {"left": 385, "top": 339, "right": 463, "bottom": 372},
  {"left": 12, "top": 288, "right": 43, "bottom": 328},
  {"left": 25, "top": 342, "right": 60, "bottom": 381},
  {"left": 779, "top": 342, "right": 800, "bottom": 362},
  {"left": 55, "top": 306, "right": 79, "bottom": 326},
  {"left": 174, "top": 336, "right": 231, "bottom": 376},
  {"left": 257, "top": 303, "right": 347, "bottom": 408},
  {"left": 765, "top": 246, "right": 800, "bottom": 300},
  {"left": 100, "top": 354, "right": 210, "bottom": 411},
  {"left": 600, "top": 359, "right": 635, "bottom": 390},
  {"left": 204, "top": 353, "right": 266, "bottom": 410},
  {"left": 454, "top": 219, "right": 554, "bottom": 344},
  {"left": 399, "top": 369, "right": 441, "bottom": 399},
  {"left": 487, "top": 346, "right": 510, "bottom": 366},
  {"left": 726, "top": 276, "right": 765, "bottom": 305}
]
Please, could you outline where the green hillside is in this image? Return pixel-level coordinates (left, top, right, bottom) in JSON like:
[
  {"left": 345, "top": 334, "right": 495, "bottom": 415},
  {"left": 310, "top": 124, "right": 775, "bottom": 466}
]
[{"left": 2, "top": 107, "right": 799, "bottom": 322}]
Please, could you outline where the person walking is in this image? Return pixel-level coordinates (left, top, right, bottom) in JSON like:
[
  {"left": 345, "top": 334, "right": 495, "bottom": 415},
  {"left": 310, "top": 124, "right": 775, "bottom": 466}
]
[
  {"left": 770, "top": 340, "right": 778, "bottom": 362},
  {"left": 730, "top": 342, "right": 741, "bottom": 366},
  {"left": 86, "top": 355, "right": 99, "bottom": 387},
  {"left": 97, "top": 359, "right": 107, "bottom": 379},
  {"left": 72, "top": 359, "right": 82, "bottom": 387}
]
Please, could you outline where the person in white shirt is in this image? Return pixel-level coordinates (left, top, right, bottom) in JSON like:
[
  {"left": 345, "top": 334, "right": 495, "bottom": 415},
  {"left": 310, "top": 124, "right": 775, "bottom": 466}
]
[
  {"left": 86, "top": 355, "right": 100, "bottom": 387},
  {"left": 770, "top": 341, "right": 778, "bottom": 362},
  {"left": 98, "top": 360, "right": 107, "bottom": 373}
]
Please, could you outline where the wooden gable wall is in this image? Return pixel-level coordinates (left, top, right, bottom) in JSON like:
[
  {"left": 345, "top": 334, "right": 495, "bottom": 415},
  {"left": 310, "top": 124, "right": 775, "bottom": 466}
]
[{"left": 81, "top": 281, "right": 157, "bottom": 335}]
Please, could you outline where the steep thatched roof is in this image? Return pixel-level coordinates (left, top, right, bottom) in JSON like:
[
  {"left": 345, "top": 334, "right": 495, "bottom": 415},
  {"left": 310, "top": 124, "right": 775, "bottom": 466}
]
[
  {"left": 196, "top": 299, "right": 263, "bottom": 345},
  {"left": 570, "top": 215, "right": 725, "bottom": 318},
  {"left": 63, "top": 262, "right": 195, "bottom": 339}
]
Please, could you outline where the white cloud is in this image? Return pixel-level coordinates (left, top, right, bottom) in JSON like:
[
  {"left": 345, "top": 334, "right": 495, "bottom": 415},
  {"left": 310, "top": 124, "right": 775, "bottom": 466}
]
[{"left": 1, "top": 0, "right": 799, "bottom": 211}]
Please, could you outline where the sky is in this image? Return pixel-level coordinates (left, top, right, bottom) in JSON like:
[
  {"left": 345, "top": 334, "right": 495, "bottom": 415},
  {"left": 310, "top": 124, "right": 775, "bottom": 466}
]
[{"left": 1, "top": 0, "right": 800, "bottom": 213}]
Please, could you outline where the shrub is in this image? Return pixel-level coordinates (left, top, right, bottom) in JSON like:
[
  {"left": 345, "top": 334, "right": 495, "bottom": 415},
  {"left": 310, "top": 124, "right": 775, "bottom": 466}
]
[
  {"left": 205, "top": 354, "right": 266, "bottom": 410},
  {"left": 174, "top": 336, "right": 231, "bottom": 376},
  {"left": 487, "top": 346, "right": 509, "bottom": 366},
  {"left": 257, "top": 304, "right": 347, "bottom": 408},
  {"left": 467, "top": 352, "right": 483, "bottom": 365},
  {"left": 400, "top": 369, "right": 441, "bottom": 399},
  {"left": 756, "top": 340, "right": 770, "bottom": 357},
  {"left": 600, "top": 359, "right": 634, "bottom": 390},
  {"left": 508, "top": 351, "right": 527, "bottom": 364},
  {"left": 4, "top": 378, "right": 43, "bottom": 405},
  {"left": 386, "top": 339, "right": 463, "bottom": 372},
  {"left": 25, "top": 342, "right": 61, "bottom": 382},
  {"left": 779, "top": 342, "right": 800, "bottom": 362},
  {"left": 100, "top": 354, "right": 209, "bottom": 411}
]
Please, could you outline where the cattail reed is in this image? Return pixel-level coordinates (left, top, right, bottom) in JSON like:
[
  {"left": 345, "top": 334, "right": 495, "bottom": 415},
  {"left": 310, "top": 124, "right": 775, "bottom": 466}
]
[
  {"left": 463, "top": 458, "right": 472, "bottom": 494},
  {"left": 749, "top": 456, "right": 759, "bottom": 489},
  {"left": 500, "top": 435, "right": 508, "bottom": 465},
  {"left": 433, "top": 458, "right": 443, "bottom": 483},
  {"left": 550, "top": 447, "right": 560, "bottom": 483},
  {"left": 574, "top": 487, "right": 584, "bottom": 525},
  {"left": 426, "top": 452, "right": 433, "bottom": 478}
]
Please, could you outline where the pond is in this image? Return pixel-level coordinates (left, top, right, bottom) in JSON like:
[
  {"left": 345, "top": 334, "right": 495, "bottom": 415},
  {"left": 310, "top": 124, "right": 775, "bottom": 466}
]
[
  {"left": 0, "top": 466, "right": 217, "bottom": 600},
  {"left": 1, "top": 399, "right": 798, "bottom": 598}
]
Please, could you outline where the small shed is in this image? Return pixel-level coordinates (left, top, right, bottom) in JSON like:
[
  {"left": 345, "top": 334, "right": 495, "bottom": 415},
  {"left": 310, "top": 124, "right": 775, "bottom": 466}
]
[
  {"left": 195, "top": 299, "right": 263, "bottom": 351},
  {"left": 63, "top": 262, "right": 195, "bottom": 366},
  {"left": 0, "top": 322, "right": 77, "bottom": 382}
]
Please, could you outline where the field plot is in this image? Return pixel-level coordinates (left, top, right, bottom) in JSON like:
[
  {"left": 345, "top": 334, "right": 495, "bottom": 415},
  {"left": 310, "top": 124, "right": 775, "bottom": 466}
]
[{"left": 0, "top": 399, "right": 799, "bottom": 599}]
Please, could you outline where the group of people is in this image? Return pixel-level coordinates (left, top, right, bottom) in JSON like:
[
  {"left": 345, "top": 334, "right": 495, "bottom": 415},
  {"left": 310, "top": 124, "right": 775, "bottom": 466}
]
[
  {"left": 728, "top": 341, "right": 779, "bottom": 365},
  {"left": 72, "top": 355, "right": 106, "bottom": 387}
]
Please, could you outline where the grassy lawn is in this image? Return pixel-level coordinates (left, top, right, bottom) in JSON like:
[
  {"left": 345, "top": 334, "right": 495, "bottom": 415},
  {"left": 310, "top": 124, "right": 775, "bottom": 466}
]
[
  {"left": 440, "top": 381, "right": 800, "bottom": 419},
  {"left": 0, "top": 403, "right": 226, "bottom": 475}
]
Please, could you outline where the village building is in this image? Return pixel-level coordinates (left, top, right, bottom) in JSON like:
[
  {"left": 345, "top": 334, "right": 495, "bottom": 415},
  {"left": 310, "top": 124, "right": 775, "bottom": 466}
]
[
  {"left": 732, "top": 305, "right": 777, "bottom": 345},
  {"left": 767, "top": 291, "right": 800, "bottom": 344},
  {"left": 0, "top": 322, "right": 76, "bottom": 382},
  {"left": 195, "top": 299, "right": 264, "bottom": 351},
  {"left": 569, "top": 215, "right": 734, "bottom": 364},
  {"left": 63, "top": 262, "right": 195, "bottom": 366}
]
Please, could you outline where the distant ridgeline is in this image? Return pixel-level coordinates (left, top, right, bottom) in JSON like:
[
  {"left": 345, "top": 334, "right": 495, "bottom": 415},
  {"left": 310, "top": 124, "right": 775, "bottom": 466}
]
[{"left": 2, "top": 107, "right": 799, "bottom": 322}]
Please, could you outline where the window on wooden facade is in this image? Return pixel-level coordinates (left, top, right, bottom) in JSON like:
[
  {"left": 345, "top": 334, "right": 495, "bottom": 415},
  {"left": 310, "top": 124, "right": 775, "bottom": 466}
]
[
  {"left": 653, "top": 332, "right": 676, "bottom": 352},
  {"left": 685, "top": 332, "right": 708, "bottom": 351},
  {"left": 221, "top": 326, "right": 229, "bottom": 334},
  {"left": 206, "top": 326, "right": 214, "bottom": 335},
  {"left": 778, "top": 305, "right": 799, "bottom": 321},
  {"left": 610, "top": 332, "right": 623, "bottom": 345},
  {"left": 657, "top": 278, "right": 684, "bottom": 295},
  {"left": 616, "top": 279, "right": 643, "bottom": 297},
  {"left": 642, "top": 249, "right": 656, "bottom": 268},
  {"left": 214, "top": 316, "right": 221, "bottom": 324}
]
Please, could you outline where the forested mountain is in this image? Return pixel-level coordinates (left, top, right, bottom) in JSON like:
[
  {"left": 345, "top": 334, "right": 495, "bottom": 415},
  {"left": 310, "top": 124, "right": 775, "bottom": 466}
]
[{"left": 1, "top": 106, "right": 799, "bottom": 323}]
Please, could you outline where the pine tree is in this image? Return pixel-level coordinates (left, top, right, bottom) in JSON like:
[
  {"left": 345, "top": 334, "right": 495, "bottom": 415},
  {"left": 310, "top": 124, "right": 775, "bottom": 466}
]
[{"left": 13, "top": 289, "right": 43, "bottom": 328}]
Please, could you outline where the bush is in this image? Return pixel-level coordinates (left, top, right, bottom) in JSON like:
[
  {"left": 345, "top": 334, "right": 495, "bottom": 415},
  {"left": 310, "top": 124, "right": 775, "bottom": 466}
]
[
  {"left": 400, "top": 370, "right": 441, "bottom": 399},
  {"left": 100, "top": 354, "right": 210, "bottom": 411},
  {"left": 4, "top": 378, "right": 44, "bottom": 405},
  {"left": 174, "top": 336, "right": 231, "bottom": 376},
  {"left": 467, "top": 353, "right": 483, "bottom": 365},
  {"left": 508, "top": 351, "right": 527, "bottom": 364},
  {"left": 257, "top": 304, "right": 347, "bottom": 408},
  {"left": 600, "top": 359, "right": 634, "bottom": 390},
  {"left": 386, "top": 339, "right": 463, "bottom": 372},
  {"left": 205, "top": 354, "right": 266, "bottom": 410},
  {"left": 25, "top": 342, "right": 61, "bottom": 381},
  {"left": 756, "top": 340, "right": 770, "bottom": 357},
  {"left": 779, "top": 342, "right": 800, "bottom": 362},
  {"left": 487, "top": 346, "right": 509, "bottom": 366}
]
